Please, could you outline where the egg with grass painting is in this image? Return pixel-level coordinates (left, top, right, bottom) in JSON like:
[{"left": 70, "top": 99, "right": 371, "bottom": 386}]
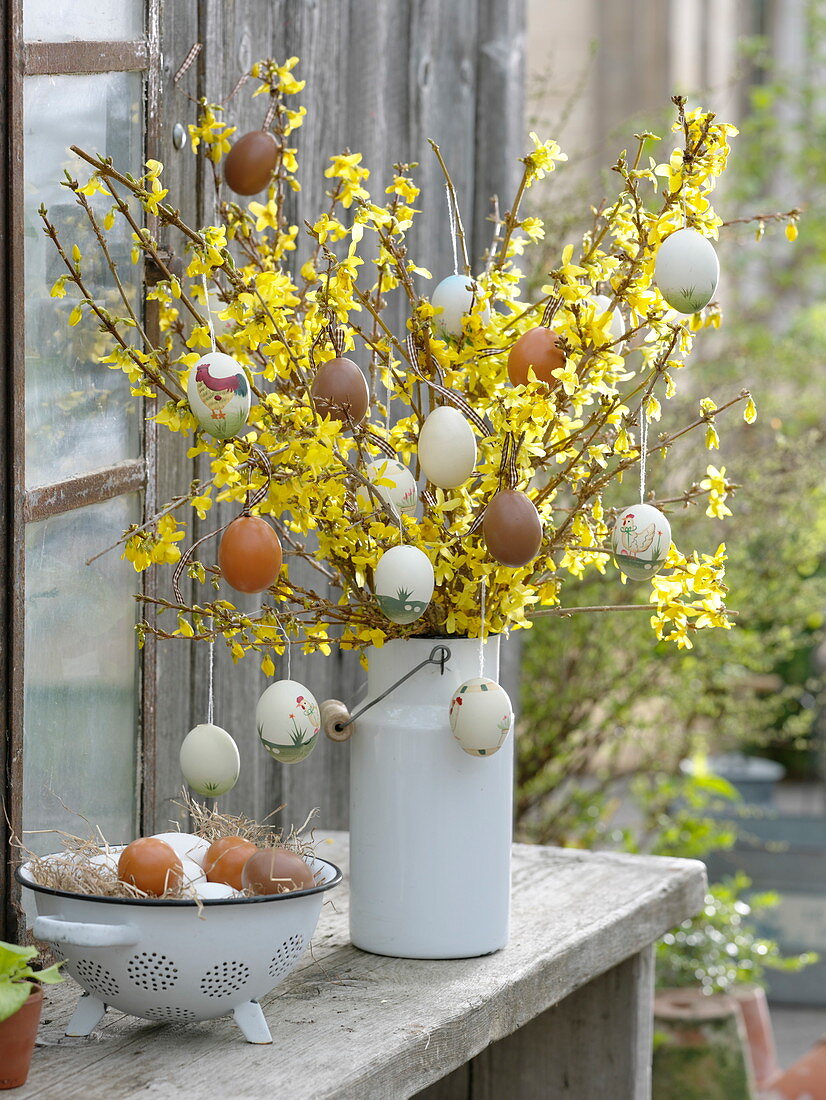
[
  {"left": 355, "top": 458, "right": 418, "bottom": 518},
  {"left": 654, "top": 228, "right": 719, "bottom": 314},
  {"left": 187, "top": 352, "right": 251, "bottom": 440},
  {"left": 256, "top": 680, "right": 321, "bottom": 764},
  {"left": 449, "top": 678, "right": 513, "bottom": 757},
  {"left": 611, "top": 503, "right": 671, "bottom": 581},
  {"left": 430, "top": 274, "right": 490, "bottom": 338},
  {"left": 179, "top": 723, "right": 240, "bottom": 797},
  {"left": 374, "top": 545, "right": 434, "bottom": 625}
]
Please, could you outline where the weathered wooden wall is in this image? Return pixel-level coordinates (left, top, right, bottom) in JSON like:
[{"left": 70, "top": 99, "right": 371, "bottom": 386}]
[{"left": 154, "top": 0, "right": 526, "bottom": 836}]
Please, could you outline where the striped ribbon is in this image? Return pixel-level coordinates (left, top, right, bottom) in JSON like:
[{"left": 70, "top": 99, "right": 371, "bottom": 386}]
[
  {"left": 262, "top": 95, "right": 279, "bottom": 133},
  {"left": 173, "top": 43, "right": 202, "bottom": 86},
  {"left": 465, "top": 432, "right": 521, "bottom": 538},
  {"left": 405, "top": 333, "right": 487, "bottom": 435}
]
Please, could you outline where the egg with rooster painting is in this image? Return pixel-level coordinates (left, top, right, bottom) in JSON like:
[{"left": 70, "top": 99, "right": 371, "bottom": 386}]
[
  {"left": 611, "top": 503, "right": 671, "bottom": 581},
  {"left": 256, "top": 680, "right": 321, "bottom": 764},
  {"left": 187, "top": 352, "right": 251, "bottom": 440},
  {"left": 374, "top": 545, "right": 434, "bottom": 625},
  {"left": 449, "top": 677, "right": 513, "bottom": 757}
]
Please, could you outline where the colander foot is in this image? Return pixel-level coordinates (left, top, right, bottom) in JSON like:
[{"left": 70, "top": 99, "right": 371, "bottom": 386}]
[
  {"left": 233, "top": 999, "right": 272, "bottom": 1044},
  {"left": 65, "top": 993, "right": 107, "bottom": 1037}
]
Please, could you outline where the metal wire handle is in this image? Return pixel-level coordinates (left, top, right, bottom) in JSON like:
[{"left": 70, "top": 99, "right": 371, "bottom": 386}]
[{"left": 331, "top": 644, "right": 451, "bottom": 734}]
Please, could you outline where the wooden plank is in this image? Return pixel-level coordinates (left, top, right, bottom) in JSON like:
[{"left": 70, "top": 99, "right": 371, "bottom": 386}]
[
  {"left": 23, "top": 461, "right": 146, "bottom": 523},
  {"left": 18, "top": 836, "right": 705, "bottom": 1099},
  {"left": 23, "top": 41, "right": 149, "bottom": 76}
]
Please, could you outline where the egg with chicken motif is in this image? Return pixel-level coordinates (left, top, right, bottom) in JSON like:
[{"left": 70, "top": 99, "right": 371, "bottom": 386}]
[
  {"left": 187, "top": 352, "right": 251, "bottom": 440},
  {"left": 256, "top": 680, "right": 321, "bottom": 764},
  {"left": 449, "top": 677, "right": 513, "bottom": 757},
  {"left": 611, "top": 503, "right": 671, "bottom": 581},
  {"left": 654, "top": 228, "right": 719, "bottom": 314},
  {"left": 374, "top": 545, "right": 434, "bottom": 625}
]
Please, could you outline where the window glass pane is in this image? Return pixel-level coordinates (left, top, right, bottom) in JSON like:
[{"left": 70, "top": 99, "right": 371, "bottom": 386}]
[
  {"left": 23, "top": 495, "right": 140, "bottom": 857},
  {"left": 24, "top": 72, "right": 143, "bottom": 488},
  {"left": 24, "top": 0, "right": 144, "bottom": 42}
]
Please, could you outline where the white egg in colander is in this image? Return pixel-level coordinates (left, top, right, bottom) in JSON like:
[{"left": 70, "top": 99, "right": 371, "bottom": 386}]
[{"left": 17, "top": 846, "right": 341, "bottom": 1044}]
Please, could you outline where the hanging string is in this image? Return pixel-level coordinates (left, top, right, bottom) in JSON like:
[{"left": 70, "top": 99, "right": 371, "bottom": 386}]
[
  {"left": 276, "top": 620, "right": 292, "bottom": 681},
  {"left": 478, "top": 576, "right": 487, "bottom": 678},
  {"left": 206, "top": 616, "right": 215, "bottom": 725},
  {"left": 445, "top": 182, "right": 459, "bottom": 276},
  {"left": 639, "top": 402, "right": 649, "bottom": 503},
  {"left": 201, "top": 272, "right": 217, "bottom": 353}
]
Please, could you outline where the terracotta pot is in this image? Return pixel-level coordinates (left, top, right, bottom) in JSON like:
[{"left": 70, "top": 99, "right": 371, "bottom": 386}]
[
  {"left": 769, "top": 1038, "right": 826, "bottom": 1100},
  {"left": 0, "top": 984, "right": 43, "bottom": 1090},
  {"left": 731, "top": 984, "right": 781, "bottom": 1090}
]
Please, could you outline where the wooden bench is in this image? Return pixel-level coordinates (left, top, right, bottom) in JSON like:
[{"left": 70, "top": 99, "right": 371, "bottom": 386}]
[{"left": 17, "top": 832, "right": 705, "bottom": 1099}]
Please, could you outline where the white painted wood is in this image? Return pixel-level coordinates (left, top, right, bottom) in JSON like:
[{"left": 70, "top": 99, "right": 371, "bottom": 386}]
[{"left": 20, "top": 834, "right": 705, "bottom": 1099}]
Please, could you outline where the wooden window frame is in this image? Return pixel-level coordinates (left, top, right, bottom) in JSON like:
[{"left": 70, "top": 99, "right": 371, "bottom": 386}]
[{"left": 1, "top": 0, "right": 162, "bottom": 939}]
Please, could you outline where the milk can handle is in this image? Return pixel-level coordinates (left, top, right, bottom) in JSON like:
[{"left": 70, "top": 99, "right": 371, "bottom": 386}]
[{"left": 33, "top": 915, "right": 141, "bottom": 948}]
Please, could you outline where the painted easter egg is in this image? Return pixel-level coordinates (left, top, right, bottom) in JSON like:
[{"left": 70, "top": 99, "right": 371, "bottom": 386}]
[
  {"left": 223, "top": 130, "right": 279, "bottom": 195},
  {"left": 311, "top": 357, "right": 369, "bottom": 426},
  {"left": 187, "top": 351, "right": 251, "bottom": 440},
  {"left": 179, "top": 723, "right": 240, "bottom": 797},
  {"left": 256, "top": 680, "right": 321, "bottom": 764},
  {"left": 418, "top": 406, "right": 477, "bottom": 489},
  {"left": 218, "top": 515, "right": 282, "bottom": 594},
  {"left": 611, "top": 503, "right": 671, "bottom": 581},
  {"left": 483, "top": 489, "right": 543, "bottom": 567},
  {"left": 430, "top": 274, "right": 490, "bottom": 338},
  {"left": 654, "top": 228, "right": 720, "bottom": 314},
  {"left": 449, "top": 677, "right": 513, "bottom": 757},
  {"left": 507, "top": 327, "right": 565, "bottom": 387},
  {"left": 355, "top": 458, "right": 418, "bottom": 518},
  {"left": 591, "top": 294, "right": 624, "bottom": 344},
  {"left": 373, "top": 545, "right": 434, "bottom": 625}
]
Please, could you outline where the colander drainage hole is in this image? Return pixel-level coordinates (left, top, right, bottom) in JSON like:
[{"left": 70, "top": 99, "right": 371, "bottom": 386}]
[
  {"left": 267, "top": 933, "right": 306, "bottom": 980},
  {"left": 143, "top": 1005, "right": 197, "bottom": 1023},
  {"left": 127, "top": 951, "right": 179, "bottom": 992},
  {"left": 75, "top": 960, "right": 120, "bottom": 999},
  {"left": 199, "top": 960, "right": 251, "bottom": 998}
]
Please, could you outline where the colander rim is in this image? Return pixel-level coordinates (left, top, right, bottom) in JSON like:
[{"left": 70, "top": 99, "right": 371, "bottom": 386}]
[{"left": 15, "top": 854, "right": 343, "bottom": 907}]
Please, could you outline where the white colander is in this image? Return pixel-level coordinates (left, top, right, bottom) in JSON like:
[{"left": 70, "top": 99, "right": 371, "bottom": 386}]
[{"left": 17, "top": 849, "right": 341, "bottom": 1044}]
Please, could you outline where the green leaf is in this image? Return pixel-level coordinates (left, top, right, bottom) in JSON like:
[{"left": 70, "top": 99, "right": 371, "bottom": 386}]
[
  {"left": 34, "top": 961, "right": 65, "bottom": 985},
  {"left": 0, "top": 941, "right": 37, "bottom": 980},
  {"left": 0, "top": 981, "right": 32, "bottom": 1024}
]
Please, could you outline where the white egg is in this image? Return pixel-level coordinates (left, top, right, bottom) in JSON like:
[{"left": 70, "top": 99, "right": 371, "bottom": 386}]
[
  {"left": 355, "top": 458, "right": 418, "bottom": 518},
  {"left": 591, "top": 294, "right": 624, "bottom": 344},
  {"left": 256, "top": 680, "right": 320, "bottom": 764},
  {"left": 150, "top": 832, "right": 211, "bottom": 867},
  {"left": 193, "top": 881, "right": 237, "bottom": 900},
  {"left": 431, "top": 274, "right": 491, "bottom": 338},
  {"left": 179, "top": 723, "right": 240, "bottom": 797},
  {"left": 654, "top": 228, "right": 719, "bottom": 314},
  {"left": 373, "top": 545, "right": 435, "bottom": 625},
  {"left": 449, "top": 677, "right": 513, "bottom": 757},
  {"left": 611, "top": 503, "right": 671, "bottom": 581},
  {"left": 87, "top": 851, "right": 119, "bottom": 873},
  {"left": 180, "top": 857, "right": 207, "bottom": 886},
  {"left": 186, "top": 351, "right": 251, "bottom": 440},
  {"left": 418, "top": 406, "right": 477, "bottom": 489}
]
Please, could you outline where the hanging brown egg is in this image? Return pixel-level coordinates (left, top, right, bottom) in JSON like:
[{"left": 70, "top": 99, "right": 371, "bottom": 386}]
[
  {"left": 483, "top": 489, "right": 543, "bottom": 567},
  {"left": 311, "top": 357, "right": 369, "bottom": 426},
  {"left": 507, "top": 327, "right": 565, "bottom": 387},
  {"left": 223, "top": 130, "right": 279, "bottom": 196},
  {"left": 218, "top": 515, "right": 282, "bottom": 593}
]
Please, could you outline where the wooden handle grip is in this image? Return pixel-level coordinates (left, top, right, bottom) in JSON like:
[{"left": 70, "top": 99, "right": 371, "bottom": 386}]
[{"left": 321, "top": 699, "right": 354, "bottom": 742}]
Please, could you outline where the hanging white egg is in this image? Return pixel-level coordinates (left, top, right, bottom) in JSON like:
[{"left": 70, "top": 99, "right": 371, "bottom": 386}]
[
  {"left": 591, "top": 294, "right": 624, "bottom": 344},
  {"left": 418, "top": 405, "right": 477, "bottom": 489},
  {"left": 150, "top": 832, "right": 211, "bottom": 867},
  {"left": 355, "top": 458, "right": 418, "bottom": 518},
  {"left": 654, "top": 228, "right": 720, "bottom": 314},
  {"left": 186, "top": 351, "right": 251, "bottom": 440},
  {"left": 179, "top": 723, "right": 240, "bottom": 797},
  {"left": 449, "top": 677, "right": 513, "bottom": 757},
  {"left": 431, "top": 274, "right": 490, "bottom": 338},
  {"left": 611, "top": 503, "right": 671, "bottom": 581},
  {"left": 256, "top": 680, "right": 321, "bottom": 764},
  {"left": 374, "top": 545, "right": 435, "bottom": 625}
]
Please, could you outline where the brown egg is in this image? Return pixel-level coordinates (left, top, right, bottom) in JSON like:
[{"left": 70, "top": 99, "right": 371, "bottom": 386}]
[
  {"left": 203, "top": 836, "right": 259, "bottom": 890},
  {"left": 310, "top": 357, "right": 369, "bottom": 427},
  {"left": 218, "top": 515, "right": 282, "bottom": 594},
  {"left": 507, "top": 327, "right": 565, "bottom": 387},
  {"left": 223, "top": 130, "right": 279, "bottom": 196},
  {"left": 483, "top": 489, "right": 543, "bottom": 567},
  {"left": 118, "top": 838, "right": 183, "bottom": 897},
  {"left": 241, "top": 848, "right": 316, "bottom": 895}
]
